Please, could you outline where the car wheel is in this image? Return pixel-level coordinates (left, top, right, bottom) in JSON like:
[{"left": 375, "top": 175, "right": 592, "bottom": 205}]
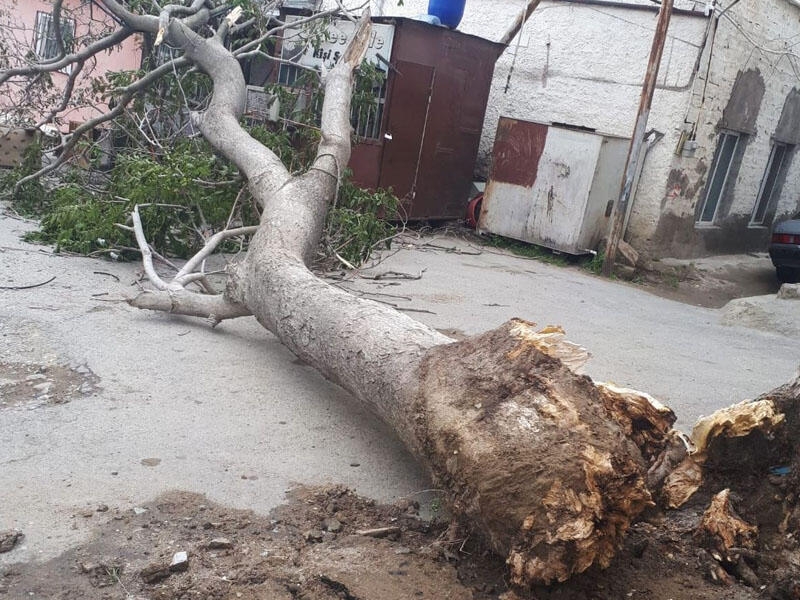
[{"left": 776, "top": 266, "right": 799, "bottom": 283}]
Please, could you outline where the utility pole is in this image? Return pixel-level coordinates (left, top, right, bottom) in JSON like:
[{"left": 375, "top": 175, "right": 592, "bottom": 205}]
[
  {"left": 499, "top": 0, "right": 543, "bottom": 46},
  {"left": 602, "top": 0, "right": 674, "bottom": 276}
]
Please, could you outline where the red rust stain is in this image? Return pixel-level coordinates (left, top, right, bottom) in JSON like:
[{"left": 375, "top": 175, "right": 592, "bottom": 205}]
[{"left": 489, "top": 118, "right": 548, "bottom": 189}]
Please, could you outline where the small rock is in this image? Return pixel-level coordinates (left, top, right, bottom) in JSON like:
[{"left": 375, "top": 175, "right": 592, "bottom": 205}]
[
  {"left": 79, "top": 562, "right": 101, "bottom": 574},
  {"left": 394, "top": 547, "right": 412, "bottom": 555},
  {"left": 349, "top": 462, "right": 360, "bottom": 468},
  {"left": 304, "top": 530, "right": 324, "bottom": 543},
  {"left": 133, "top": 507, "right": 148, "bottom": 516},
  {"left": 32, "top": 382, "right": 52, "bottom": 393},
  {"left": 778, "top": 283, "right": 800, "bottom": 300},
  {"left": 80, "top": 509, "right": 94, "bottom": 518},
  {"left": 0, "top": 531, "right": 23, "bottom": 554},
  {"left": 96, "top": 504, "right": 109, "bottom": 513},
  {"left": 140, "top": 458, "right": 161, "bottom": 467},
  {"left": 140, "top": 562, "right": 171, "bottom": 584},
  {"left": 169, "top": 551, "right": 189, "bottom": 572},
  {"left": 208, "top": 537, "right": 233, "bottom": 549},
  {"left": 321, "top": 518, "right": 342, "bottom": 533}
]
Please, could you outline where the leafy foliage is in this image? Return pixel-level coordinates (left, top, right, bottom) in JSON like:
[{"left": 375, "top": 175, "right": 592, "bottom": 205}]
[
  {"left": 0, "top": 142, "right": 47, "bottom": 216},
  {"left": 6, "top": 14, "right": 399, "bottom": 268},
  {"left": 325, "top": 170, "right": 399, "bottom": 267}
]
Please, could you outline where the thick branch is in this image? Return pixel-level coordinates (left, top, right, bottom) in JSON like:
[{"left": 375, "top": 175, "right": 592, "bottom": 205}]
[
  {"left": 128, "top": 289, "right": 251, "bottom": 325},
  {"left": 163, "top": 21, "right": 291, "bottom": 198},
  {"left": 271, "top": 12, "right": 372, "bottom": 263},
  {"left": 98, "top": 0, "right": 159, "bottom": 33}
]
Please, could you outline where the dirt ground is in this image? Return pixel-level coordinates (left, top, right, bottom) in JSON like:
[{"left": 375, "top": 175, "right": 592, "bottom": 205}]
[
  {"left": 633, "top": 254, "right": 780, "bottom": 309},
  {"left": 3, "top": 483, "right": 790, "bottom": 600}
]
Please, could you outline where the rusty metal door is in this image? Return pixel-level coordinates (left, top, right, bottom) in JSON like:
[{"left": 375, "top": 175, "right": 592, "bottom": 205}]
[{"left": 378, "top": 61, "right": 434, "bottom": 204}]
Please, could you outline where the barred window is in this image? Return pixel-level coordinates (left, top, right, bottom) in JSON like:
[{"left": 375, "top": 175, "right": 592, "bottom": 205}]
[{"left": 34, "top": 11, "right": 75, "bottom": 71}]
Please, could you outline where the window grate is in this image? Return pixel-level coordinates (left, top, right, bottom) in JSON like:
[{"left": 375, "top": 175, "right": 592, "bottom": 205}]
[{"left": 34, "top": 11, "right": 75, "bottom": 73}]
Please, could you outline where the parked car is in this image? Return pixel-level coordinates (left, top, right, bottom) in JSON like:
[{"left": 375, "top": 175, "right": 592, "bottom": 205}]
[{"left": 769, "top": 212, "right": 800, "bottom": 283}]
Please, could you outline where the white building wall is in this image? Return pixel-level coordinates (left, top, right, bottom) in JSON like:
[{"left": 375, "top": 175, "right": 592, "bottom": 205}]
[{"left": 646, "top": 0, "right": 800, "bottom": 257}]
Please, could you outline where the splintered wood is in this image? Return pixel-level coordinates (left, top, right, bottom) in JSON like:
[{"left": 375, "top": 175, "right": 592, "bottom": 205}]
[{"left": 413, "top": 319, "right": 652, "bottom": 586}]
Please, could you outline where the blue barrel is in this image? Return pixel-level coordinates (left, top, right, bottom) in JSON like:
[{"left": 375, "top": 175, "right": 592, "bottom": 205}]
[{"left": 427, "top": 0, "right": 466, "bottom": 28}]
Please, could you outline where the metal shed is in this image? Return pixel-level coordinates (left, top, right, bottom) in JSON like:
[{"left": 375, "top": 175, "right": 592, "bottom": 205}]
[
  {"left": 348, "top": 17, "right": 504, "bottom": 220},
  {"left": 479, "top": 118, "right": 630, "bottom": 255}
]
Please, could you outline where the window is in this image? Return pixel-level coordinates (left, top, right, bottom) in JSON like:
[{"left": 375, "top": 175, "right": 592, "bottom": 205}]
[
  {"left": 351, "top": 78, "right": 387, "bottom": 141},
  {"left": 277, "top": 55, "right": 388, "bottom": 141},
  {"left": 697, "top": 131, "right": 741, "bottom": 224},
  {"left": 34, "top": 11, "right": 75, "bottom": 67},
  {"left": 751, "top": 142, "right": 792, "bottom": 226}
]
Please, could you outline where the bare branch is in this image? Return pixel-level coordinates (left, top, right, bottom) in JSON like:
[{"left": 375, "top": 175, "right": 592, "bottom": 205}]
[
  {"left": 131, "top": 205, "right": 172, "bottom": 291},
  {"left": 48, "top": 0, "right": 68, "bottom": 65},
  {"left": 0, "top": 27, "right": 133, "bottom": 86},
  {"left": 214, "top": 5, "right": 244, "bottom": 42},
  {"left": 232, "top": 8, "right": 343, "bottom": 58},
  {"left": 174, "top": 225, "right": 259, "bottom": 285},
  {"left": 34, "top": 59, "right": 85, "bottom": 129}
]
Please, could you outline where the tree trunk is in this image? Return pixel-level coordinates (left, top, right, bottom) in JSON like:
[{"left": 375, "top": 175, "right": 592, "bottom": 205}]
[{"left": 119, "top": 5, "right": 658, "bottom": 586}]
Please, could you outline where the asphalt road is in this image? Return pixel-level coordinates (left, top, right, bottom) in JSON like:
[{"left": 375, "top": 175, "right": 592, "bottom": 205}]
[{"left": 1, "top": 217, "right": 797, "bottom": 566}]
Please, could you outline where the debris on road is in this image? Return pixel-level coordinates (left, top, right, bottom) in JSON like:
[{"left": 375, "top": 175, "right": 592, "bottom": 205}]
[
  {"left": 208, "top": 537, "right": 233, "bottom": 549},
  {"left": 169, "top": 551, "right": 189, "bottom": 572},
  {"left": 0, "top": 530, "right": 23, "bottom": 553}
]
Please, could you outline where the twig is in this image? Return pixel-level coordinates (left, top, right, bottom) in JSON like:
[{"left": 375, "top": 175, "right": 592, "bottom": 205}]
[
  {"left": 0, "top": 275, "right": 56, "bottom": 290},
  {"left": 93, "top": 271, "right": 120, "bottom": 282},
  {"left": 421, "top": 242, "right": 482, "bottom": 255},
  {"left": 360, "top": 270, "right": 424, "bottom": 281},
  {"left": 356, "top": 526, "right": 400, "bottom": 538},
  {"left": 334, "top": 252, "right": 357, "bottom": 271}
]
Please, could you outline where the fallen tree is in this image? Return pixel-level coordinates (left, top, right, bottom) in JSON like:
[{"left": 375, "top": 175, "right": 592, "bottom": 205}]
[{"left": 3, "top": 0, "right": 798, "bottom": 590}]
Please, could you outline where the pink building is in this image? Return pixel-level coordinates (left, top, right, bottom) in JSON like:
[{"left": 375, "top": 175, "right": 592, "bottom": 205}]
[{"left": 0, "top": 0, "right": 142, "bottom": 131}]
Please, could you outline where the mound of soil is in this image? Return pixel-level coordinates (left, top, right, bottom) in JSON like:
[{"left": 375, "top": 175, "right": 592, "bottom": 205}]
[{"left": 1, "top": 485, "right": 774, "bottom": 600}]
